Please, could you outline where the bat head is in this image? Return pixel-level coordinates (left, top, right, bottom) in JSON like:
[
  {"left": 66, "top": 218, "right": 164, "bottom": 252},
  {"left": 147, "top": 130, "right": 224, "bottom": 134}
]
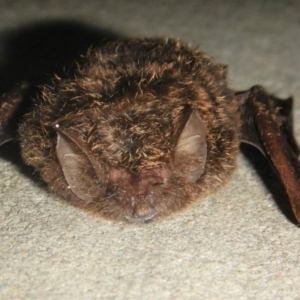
[{"left": 18, "top": 38, "right": 239, "bottom": 223}]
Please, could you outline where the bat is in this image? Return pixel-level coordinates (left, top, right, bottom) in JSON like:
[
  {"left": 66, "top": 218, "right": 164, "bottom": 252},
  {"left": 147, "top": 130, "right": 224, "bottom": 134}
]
[{"left": 0, "top": 38, "right": 299, "bottom": 224}]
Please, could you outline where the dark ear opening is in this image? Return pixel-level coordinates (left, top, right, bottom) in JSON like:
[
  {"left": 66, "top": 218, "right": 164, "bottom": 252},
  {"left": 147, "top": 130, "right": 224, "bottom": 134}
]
[
  {"left": 174, "top": 110, "right": 207, "bottom": 183},
  {"left": 55, "top": 127, "right": 101, "bottom": 202}
]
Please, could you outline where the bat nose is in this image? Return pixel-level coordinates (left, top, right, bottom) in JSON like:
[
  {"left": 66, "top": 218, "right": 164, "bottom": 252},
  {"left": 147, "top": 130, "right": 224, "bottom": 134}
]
[
  {"left": 136, "top": 211, "right": 156, "bottom": 223},
  {"left": 125, "top": 194, "right": 157, "bottom": 223},
  {"left": 133, "top": 206, "right": 157, "bottom": 223}
]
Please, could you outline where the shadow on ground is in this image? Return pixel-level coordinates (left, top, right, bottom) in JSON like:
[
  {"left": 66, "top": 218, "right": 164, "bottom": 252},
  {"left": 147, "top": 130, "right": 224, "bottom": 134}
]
[
  {"left": 241, "top": 144, "right": 298, "bottom": 225},
  {"left": 0, "top": 19, "right": 119, "bottom": 91}
]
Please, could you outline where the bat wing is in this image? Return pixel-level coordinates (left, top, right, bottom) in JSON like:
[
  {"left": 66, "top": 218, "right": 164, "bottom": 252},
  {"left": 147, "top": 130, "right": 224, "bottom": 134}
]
[
  {"left": 0, "top": 82, "right": 30, "bottom": 146},
  {"left": 237, "top": 85, "right": 300, "bottom": 224}
]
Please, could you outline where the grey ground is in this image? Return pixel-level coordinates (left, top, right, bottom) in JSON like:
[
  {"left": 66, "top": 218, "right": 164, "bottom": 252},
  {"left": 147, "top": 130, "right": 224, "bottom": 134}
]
[{"left": 1, "top": 1, "right": 300, "bottom": 299}]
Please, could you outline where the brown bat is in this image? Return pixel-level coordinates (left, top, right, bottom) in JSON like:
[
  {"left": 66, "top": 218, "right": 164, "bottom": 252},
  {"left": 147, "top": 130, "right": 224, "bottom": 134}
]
[{"left": 0, "top": 38, "right": 299, "bottom": 224}]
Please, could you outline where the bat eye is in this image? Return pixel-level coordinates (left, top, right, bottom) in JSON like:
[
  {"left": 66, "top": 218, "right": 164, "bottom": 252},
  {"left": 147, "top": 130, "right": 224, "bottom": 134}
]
[
  {"left": 140, "top": 168, "right": 166, "bottom": 186},
  {"left": 152, "top": 182, "right": 163, "bottom": 186}
]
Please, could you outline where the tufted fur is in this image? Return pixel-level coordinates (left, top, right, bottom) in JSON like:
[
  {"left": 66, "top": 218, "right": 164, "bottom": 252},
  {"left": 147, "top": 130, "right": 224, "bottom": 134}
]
[{"left": 18, "top": 38, "right": 240, "bottom": 222}]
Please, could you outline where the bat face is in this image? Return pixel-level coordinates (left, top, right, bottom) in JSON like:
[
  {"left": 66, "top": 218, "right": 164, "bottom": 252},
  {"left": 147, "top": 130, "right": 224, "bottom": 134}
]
[
  {"left": 1, "top": 38, "right": 299, "bottom": 224},
  {"left": 54, "top": 108, "right": 208, "bottom": 222}
]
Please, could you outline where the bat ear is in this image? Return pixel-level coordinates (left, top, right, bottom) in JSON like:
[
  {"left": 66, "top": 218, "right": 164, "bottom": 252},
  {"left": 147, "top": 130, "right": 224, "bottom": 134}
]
[
  {"left": 55, "top": 126, "right": 101, "bottom": 202},
  {"left": 174, "top": 109, "right": 207, "bottom": 183}
]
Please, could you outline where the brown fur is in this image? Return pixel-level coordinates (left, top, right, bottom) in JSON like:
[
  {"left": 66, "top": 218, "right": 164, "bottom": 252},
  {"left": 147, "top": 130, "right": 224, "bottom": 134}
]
[{"left": 18, "top": 38, "right": 240, "bottom": 222}]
